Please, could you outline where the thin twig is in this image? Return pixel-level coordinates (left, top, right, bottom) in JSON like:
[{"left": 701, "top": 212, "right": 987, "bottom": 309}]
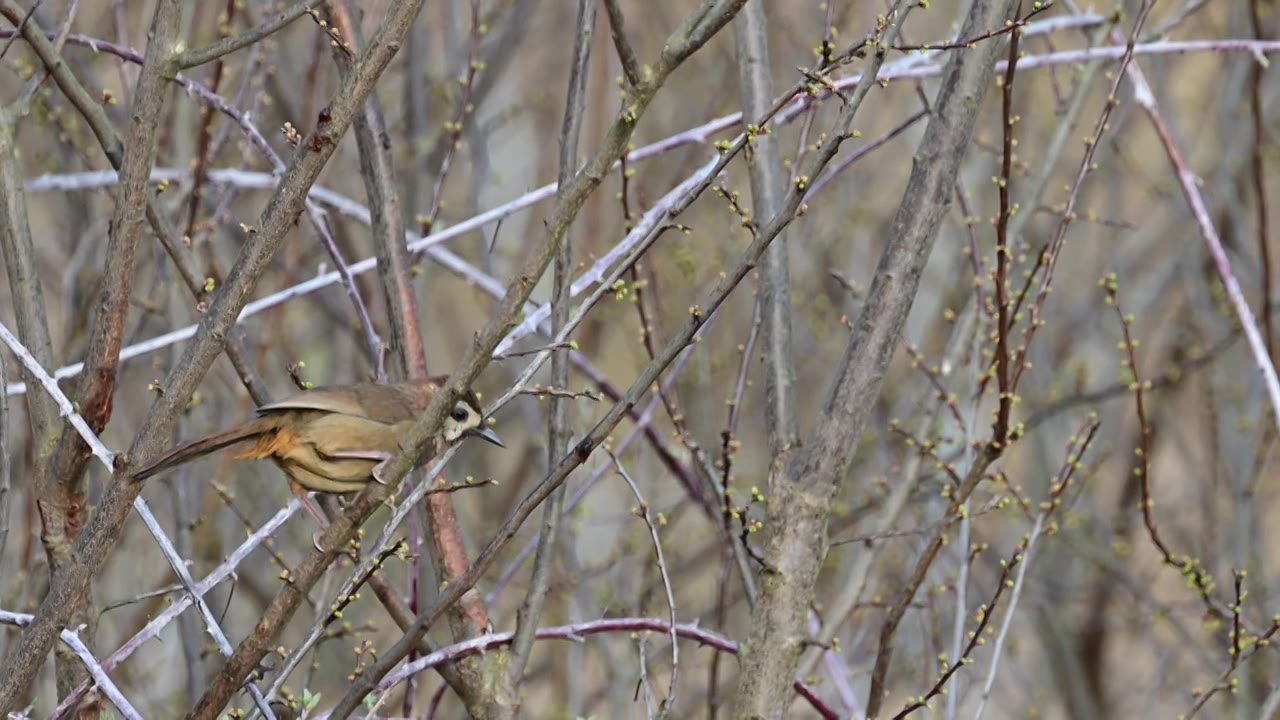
[
  {"left": 1185, "top": 619, "right": 1280, "bottom": 718},
  {"left": 306, "top": 618, "right": 838, "bottom": 720},
  {"left": 49, "top": 500, "right": 300, "bottom": 719},
  {"left": 0, "top": 322, "right": 117, "bottom": 469},
  {"left": 891, "top": 1, "right": 1052, "bottom": 51},
  {"left": 2, "top": 1, "right": 433, "bottom": 712},
  {"left": 491, "top": 340, "right": 578, "bottom": 361},
  {"left": 175, "top": 0, "right": 327, "bottom": 69},
  {"left": 1101, "top": 274, "right": 1216, "bottom": 608},
  {"left": 608, "top": 451, "right": 680, "bottom": 716},
  {"left": 0, "top": 0, "right": 38, "bottom": 59},
  {"left": 0, "top": 612, "right": 141, "bottom": 720},
  {"left": 1127, "top": 50, "right": 1280, "bottom": 430},
  {"left": 602, "top": 0, "right": 641, "bottom": 86},
  {"left": 517, "top": 386, "right": 600, "bottom": 401},
  {"left": 0, "top": 342, "right": 10, "bottom": 562},
  {"left": 504, "top": 1, "right": 596, "bottom": 708},
  {"left": 1247, "top": 0, "right": 1274, "bottom": 366},
  {"left": 11, "top": 35, "right": 1280, "bottom": 396},
  {"left": 419, "top": 0, "right": 483, "bottom": 234},
  {"left": 734, "top": 0, "right": 799, "bottom": 463}
]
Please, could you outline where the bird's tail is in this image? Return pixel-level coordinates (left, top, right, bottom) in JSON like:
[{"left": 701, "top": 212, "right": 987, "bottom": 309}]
[{"left": 132, "top": 417, "right": 279, "bottom": 480}]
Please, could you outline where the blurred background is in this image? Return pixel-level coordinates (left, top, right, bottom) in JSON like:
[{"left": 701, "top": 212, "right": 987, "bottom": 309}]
[{"left": 1, "top": 0, "right": 1278, "bottom": 717}]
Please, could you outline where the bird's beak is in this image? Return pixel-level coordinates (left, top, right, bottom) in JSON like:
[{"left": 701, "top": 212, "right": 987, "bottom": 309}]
[{"left": 468, "top": 425, "right": 506, "bottom": 448}]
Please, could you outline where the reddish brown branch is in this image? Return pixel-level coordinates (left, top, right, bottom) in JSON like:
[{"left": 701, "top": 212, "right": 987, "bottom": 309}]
[{"left": 990, "top": 18, "right": 1020, "bottom": 448}]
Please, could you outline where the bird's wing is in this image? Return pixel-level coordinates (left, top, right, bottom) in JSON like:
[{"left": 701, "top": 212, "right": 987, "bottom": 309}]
[
  {"left": 257, "top": 382, "right": 417, "bottom": 424},
  {"left": 258, "top": 385, "right": 377, "bottom": 419}
]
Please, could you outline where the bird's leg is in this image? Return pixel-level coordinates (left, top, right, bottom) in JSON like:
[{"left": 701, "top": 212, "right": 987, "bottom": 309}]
[{"left": 290, "top": 481, "right": 331, "bottom": 553}]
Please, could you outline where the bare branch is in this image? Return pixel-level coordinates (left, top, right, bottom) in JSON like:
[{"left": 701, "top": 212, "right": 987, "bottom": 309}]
[
  {"left": 49, "top": 500, "right": 300, "bottom": 718},
  {"left": 731, "top": 0, "right": 1020, "bottom": 716},
  {"left": 306, "top": 618, "right": 837, "bottom": 719},
  {"left": 331, "top": 0, "right": 425, "bottom": 380},
  {"left": 43, "top": 0, "right": 179, "bottom": 478},
  {"left": 1126, "top": 36, "right": 1280, "bottom": 430},
  {"left": 0, "top": 612, "right": 142, "bottom": 720},
  {"left": 0, "top": 0, "right": 432, "bottom": 712},
  {"left": 0, "top": 113, "right": 58, "bottom": 438},
  {"left": 0, "top": 319, "right": 276, "bottom": 717},
  {"left": 502, "top": 1, "right": 597, "bottom": 712},
  {"left": 0, "top": 335, "right": 10, "bottom": 561},
  {"left": 0, "top": 36, "right": 81, "bottom": 703},
  {"left": 602, "top": 0, "right": 641, "bottom": 86},
  {"left": 0, "top": 323, "right": 117, "bottom": 469},
  {"left": 175, "top": 0, "right": 327, "bottom": 69},
  {"left": 607, "top": 451, "right": 680, "bottom": 717},
  {"left": 733, "top": 0, "right": 799, "bottom": 459}
]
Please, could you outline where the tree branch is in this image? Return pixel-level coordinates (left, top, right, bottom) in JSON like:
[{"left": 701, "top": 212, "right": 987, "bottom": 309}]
[
  {"left": 731, "top": 0, "right": 1019, "bottom": 716},
  {"left": 0, "top": 611, "right": 143, "bottom": 720},
  {"left": 174, "top": 0, "right": 326, "bottom": 70},
  {"left": 0, "top": 330, "right": 8, "bottom": 562},
  {"left": 733, "top": 0, "right": 799, "bottom": 460},
  {"left": 48, "top": 500, "right": 300, "bottom": 718},
  {"left": 324, "top": 6, "right": 963, "bottom": 713},
  {"left": 308, "top": 618, "right": 837, "bottom": 719},
  {"left": 326, "top": 2, "right": 475, "bottom": 711},
  {"left": 0, "top": 0, "right": 431, "bottom": 712},
  {"left": 602, "top": 0, "right": 640, "bottom": 87},
  {"left": 498, "top": 0, "right": 596, "bottom": 715},
  {"left": 0, "top": 0, "right": 182, "bottom": 704}
]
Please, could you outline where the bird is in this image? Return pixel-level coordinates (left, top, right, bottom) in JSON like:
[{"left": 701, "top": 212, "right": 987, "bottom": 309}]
[{"left": 131, "top": 376, "right": 504, "bottom": 547}]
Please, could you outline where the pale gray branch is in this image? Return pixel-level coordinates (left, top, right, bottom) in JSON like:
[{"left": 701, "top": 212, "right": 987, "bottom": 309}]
[
  {"left": 502, "top": 0, "right": 597, "bottom": 712},
  {"left": 734, "top": 0, "right": 798, "bottom": 458},
  {"left": 0, "top": 611, "right": 141, "bottom": 720},
  {"left": 731, "top": 0, "right": 1020, "bottom": 716}
]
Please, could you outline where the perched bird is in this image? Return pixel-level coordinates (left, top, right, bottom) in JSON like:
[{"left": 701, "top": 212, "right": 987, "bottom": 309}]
[{"left": 132, "top": 376, "right": 504, "bottom": 546}]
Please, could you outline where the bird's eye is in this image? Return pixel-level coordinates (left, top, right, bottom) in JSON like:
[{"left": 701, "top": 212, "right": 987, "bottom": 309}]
[{"left": 451, "top": 406, "right": 470, "bottom": 422}]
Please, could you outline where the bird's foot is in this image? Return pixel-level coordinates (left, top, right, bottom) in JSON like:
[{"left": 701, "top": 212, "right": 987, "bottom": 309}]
[{"left": 371, "top": 457, "right": 391, "bottom": 486}]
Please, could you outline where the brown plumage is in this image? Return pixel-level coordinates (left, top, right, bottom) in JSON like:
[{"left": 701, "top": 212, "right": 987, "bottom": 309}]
[{"left": 132, "top": 376, "right": 503, "bottom": 544}]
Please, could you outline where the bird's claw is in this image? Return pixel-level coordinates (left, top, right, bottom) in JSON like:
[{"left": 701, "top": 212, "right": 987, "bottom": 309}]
[{"left": 371, "top": 459, "right": 390, "bottom": 486}]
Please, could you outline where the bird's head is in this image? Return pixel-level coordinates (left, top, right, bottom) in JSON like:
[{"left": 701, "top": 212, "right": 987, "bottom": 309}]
[{"left": 442, "top": 389, "right": 504, "bottom": 448}]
